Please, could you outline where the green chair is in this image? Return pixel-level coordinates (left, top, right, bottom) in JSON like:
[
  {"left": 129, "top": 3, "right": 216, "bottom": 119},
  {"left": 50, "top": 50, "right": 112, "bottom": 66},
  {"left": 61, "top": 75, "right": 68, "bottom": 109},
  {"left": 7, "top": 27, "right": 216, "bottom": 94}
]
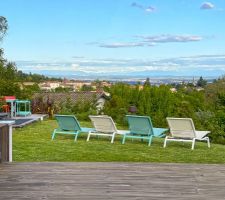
[
  {"left": 122, "top": 115, "right": 168, "bottom": 146},
  {"left": 52, "top": 115, "right": 94, "bottom": 141}
]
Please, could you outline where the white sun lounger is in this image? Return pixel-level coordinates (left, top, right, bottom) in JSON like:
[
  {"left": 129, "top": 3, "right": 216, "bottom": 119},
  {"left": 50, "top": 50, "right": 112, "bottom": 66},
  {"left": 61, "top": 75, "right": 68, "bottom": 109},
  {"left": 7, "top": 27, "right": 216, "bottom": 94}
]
[
  {"left": 164, "top": 118, "right": 210, "bottom": 150},
  {"left": 87, "top": 115, "right": 128, "bottom": 143}
]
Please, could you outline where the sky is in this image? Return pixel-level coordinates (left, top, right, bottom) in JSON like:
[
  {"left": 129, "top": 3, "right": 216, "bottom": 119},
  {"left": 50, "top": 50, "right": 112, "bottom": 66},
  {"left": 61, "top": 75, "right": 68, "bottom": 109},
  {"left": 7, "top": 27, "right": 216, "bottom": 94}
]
[{"left": 1, "top": 0, "right": 225, "bottom": 79}]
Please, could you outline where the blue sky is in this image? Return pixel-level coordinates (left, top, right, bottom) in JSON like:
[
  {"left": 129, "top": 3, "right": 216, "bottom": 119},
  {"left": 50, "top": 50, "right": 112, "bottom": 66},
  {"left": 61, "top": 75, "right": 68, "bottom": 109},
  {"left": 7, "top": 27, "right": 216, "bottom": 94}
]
[{"left": 1, "top": 0, "right": 225, "bottom": 78}]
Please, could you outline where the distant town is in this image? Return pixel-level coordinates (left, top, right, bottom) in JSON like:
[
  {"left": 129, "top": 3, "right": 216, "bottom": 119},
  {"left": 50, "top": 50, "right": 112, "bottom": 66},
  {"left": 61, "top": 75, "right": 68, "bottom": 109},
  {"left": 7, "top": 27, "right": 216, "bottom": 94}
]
[{"left": 22, "top": 76, "right": 217, "bottom": 92}]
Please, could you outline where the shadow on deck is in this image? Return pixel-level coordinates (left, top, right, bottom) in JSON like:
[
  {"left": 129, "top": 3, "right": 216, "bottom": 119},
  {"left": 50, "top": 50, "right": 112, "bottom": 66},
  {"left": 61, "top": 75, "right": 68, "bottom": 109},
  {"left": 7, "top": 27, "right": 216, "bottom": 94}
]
[
  {"left": 0, "top": 162, "right": 225, "bottom": 199},
  {"left": 3, "top": 114, "right": 48, "bottom": 128}
]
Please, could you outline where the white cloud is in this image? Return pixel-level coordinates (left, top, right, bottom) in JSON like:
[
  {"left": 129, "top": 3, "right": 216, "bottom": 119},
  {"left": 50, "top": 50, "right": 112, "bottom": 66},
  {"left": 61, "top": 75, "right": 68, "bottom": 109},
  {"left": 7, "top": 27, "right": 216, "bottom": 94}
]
[
  {"left": 97, "top": 34, "right": 202, "bottom": 49},
  {"left": 99, "top": 42, "right": 145, "bottom": 48},
  {"left": 19, "top": 63, "right": 80, "bottom": 72},
  {"left": 131, "top": 2, "right": 156, "bottom": 13},
  {"left": 200, "top": 2, "right": 215, "bottom": 10},
  {"left": 15, "top": 54, "right": 225, "bottom": 77},
  {"left": 138, "top": 34, "right": 203, "bottom": 43},
  {"left": 145, "top": 6, "right": 155, "bottom": 13},
  {"left": 131, "top": 2, "right": 144, "bottom": 9}
]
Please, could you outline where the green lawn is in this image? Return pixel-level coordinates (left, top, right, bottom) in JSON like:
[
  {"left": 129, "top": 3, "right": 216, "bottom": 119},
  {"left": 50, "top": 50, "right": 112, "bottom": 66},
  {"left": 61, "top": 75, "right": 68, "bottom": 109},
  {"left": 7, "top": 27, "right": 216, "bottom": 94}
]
[{"left": 13, "top": 119, "right": 225, "bottom": 163}]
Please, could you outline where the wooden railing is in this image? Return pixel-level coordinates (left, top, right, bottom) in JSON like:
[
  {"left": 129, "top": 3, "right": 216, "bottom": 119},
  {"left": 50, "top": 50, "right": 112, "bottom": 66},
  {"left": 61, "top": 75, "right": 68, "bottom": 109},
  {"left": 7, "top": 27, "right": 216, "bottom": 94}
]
[{"left": 0, "top": 124, "right": 10, "bottom": 163}]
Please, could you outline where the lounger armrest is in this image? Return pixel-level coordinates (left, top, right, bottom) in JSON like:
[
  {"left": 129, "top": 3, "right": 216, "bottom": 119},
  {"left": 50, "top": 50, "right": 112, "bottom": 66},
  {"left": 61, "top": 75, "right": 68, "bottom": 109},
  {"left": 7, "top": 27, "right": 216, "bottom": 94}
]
[
  {"left": 80, "top": 127, "right": 95, "bottom": 133},
  {"left": 195, "top": 130, "right": 210, "bottom": 139},
  {"left": 153, "top": 128, "right": 168, "bottom": 137},
  {"left": 117, "top": 130, "right": 130, "bottom": 135}
]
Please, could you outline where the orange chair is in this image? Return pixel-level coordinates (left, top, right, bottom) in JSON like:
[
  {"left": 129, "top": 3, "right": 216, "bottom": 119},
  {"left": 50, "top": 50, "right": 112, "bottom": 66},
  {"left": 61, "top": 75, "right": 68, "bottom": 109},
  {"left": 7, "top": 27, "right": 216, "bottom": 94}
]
[{"left": 2, "top": 104, "right": 10, "bottom": 112}]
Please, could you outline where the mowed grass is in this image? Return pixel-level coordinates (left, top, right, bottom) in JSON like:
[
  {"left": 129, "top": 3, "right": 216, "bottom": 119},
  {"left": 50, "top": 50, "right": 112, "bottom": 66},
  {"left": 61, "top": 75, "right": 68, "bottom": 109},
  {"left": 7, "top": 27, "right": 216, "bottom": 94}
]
[{"left": 13, "top": 119, "right": 225, "bottom": 163}]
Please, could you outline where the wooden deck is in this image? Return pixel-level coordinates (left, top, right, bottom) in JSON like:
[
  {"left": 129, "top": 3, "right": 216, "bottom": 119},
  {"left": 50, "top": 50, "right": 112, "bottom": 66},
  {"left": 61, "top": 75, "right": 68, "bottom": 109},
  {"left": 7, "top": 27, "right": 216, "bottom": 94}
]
[{"left": 0, "top": 162, "right": 225, "bottom": 199}]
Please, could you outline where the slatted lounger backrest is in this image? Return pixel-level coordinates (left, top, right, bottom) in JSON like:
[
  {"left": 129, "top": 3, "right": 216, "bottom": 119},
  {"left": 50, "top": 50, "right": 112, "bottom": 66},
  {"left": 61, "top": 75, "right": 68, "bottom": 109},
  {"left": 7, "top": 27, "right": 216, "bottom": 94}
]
[
  {"left": 55, "top": 115, "right": 81, "bottom": 131},
  {"left": 126, "top": 115, "right": 154, "bottom": 136},
  {"left": 89, "top": 115, "right": 117, "bottom": 134},
  {"left": 167, "top": 118, "right": 196, "bottom": 139}
]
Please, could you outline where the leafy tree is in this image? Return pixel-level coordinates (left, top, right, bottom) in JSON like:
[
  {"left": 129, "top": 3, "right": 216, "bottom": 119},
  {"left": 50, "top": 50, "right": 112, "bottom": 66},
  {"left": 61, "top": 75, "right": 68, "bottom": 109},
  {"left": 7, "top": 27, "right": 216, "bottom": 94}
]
[
  {"left": 0, "top": 16, "right": 8, "bottom": 41},
  {"left": 80, "top": 84, "right": 94, "bottom": 91},
  {"left": 0, "top": 80, "right": 21, "bottom": 97},
  {"left": 197, "top": 76, "right": 207, "bottom": 87},
  {"left": 143, "top": 77, "right": 151, "bottom": 87},
  {"left": 20, "top": 83, "right": 40, "bottom": 99},
  {"left": 55, "top": 87, "right": 72, "bottom": 92}
]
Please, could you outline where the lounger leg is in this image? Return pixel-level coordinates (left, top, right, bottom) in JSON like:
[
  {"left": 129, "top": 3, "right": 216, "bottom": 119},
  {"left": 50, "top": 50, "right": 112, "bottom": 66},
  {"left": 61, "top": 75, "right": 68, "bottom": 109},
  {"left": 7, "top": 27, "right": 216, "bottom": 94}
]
[
  {"left": 122, "top": 135, "right": 126, "bottom": 144},
  {"left": 148, "top": 136, "right": 153, "bottom": 146},
  {"left": 191, "top": 138, "right": 196, "bottom": 150},
  {"left": 111, "top": 133, "right": 116, "bottom": 143},
  {"left": 74, "top": 134, "right": 78, "bottom": 142},
  {"left": 51, "top": 130, "right": 56, "bottom": 140},
  {"left": 163, "top": 136, "right": 168, "bottom": 148},
  {"left": 87, "top": 132, "right": 91, "bottom": 141},
  {"left": 207, "top": 137, "right": 210, "bottom": 148}
]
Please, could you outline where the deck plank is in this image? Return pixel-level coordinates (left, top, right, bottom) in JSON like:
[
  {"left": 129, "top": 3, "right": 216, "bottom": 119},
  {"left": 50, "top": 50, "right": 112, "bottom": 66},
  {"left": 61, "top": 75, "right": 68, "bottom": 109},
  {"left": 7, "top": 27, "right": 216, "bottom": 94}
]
[{"left": 0, "top": 162, "right": 225, "bottom": 199}]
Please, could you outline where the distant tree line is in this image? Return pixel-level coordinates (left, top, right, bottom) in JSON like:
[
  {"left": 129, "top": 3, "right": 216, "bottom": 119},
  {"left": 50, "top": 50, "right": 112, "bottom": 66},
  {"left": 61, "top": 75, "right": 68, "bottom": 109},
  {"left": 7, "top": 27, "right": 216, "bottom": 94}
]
[{"left": 16, "top": 70, "right": 62, "bottom": 82}]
